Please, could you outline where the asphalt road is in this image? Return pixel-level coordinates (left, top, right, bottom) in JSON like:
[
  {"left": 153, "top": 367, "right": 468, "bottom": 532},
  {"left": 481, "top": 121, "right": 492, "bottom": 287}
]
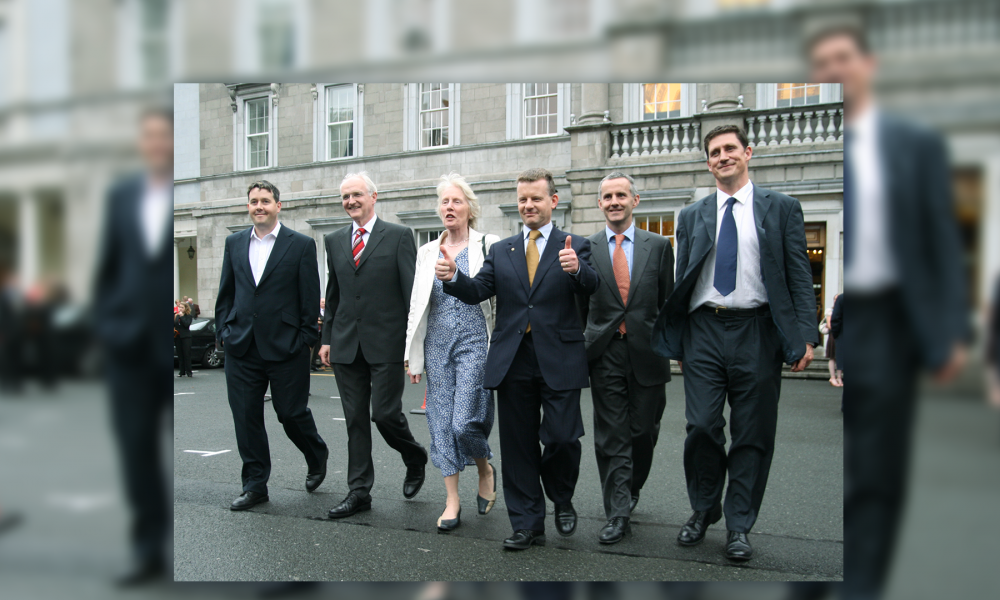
[{"left": 173, "top": 366, "right": 844, "bottom": 583}]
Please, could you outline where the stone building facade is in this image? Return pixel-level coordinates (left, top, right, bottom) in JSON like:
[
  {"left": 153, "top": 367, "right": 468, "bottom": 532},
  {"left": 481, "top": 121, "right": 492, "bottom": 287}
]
[{"left": 174, "top": 82, "right": 844, "bottom": 321}]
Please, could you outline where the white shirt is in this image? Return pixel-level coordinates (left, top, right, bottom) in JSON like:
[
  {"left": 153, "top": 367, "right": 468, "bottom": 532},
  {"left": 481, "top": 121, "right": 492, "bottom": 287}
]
[
  {"left": 689, "top": 180, "right": 768, "bottom": 312},
  {"left": 249, "top": 221, "right": 281, "bottom": 285},
  {"left": 352, "top": 213, "right": 378, "bottom": 262},
  {"left": 522, "top": 221, "right": 554, "bottom": 257},
  {"left": 605, "top": 222, "right": 635, "bottom": 278},
  {"left": 844, "top": 105, "right": 897, "bottom": 291},
  {"left": 141, "top": 178, "right": 171, "bottom": 257}
]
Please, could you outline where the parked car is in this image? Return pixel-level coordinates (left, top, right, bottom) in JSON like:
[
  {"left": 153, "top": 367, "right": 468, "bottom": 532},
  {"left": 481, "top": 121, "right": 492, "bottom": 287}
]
[{"left": 175, "top": 317, "right": 224, "bottom": 368}]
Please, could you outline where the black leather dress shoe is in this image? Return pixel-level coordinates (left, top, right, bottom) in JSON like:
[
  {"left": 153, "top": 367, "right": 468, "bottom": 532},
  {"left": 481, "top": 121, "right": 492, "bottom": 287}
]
[
  {"left": 554, "top": 502, "right": 577, "bottom": 537},
  {"left": 306, "top": 446, "right": 329, "bottom": 492},
  {"left": 629, "top": 494, "right": 640, "bottom": 513},
  {"left": 403, "top": 463, "right": 426, "bottom": 499},
  {"left": 230, "top": 491, "right": 269, "bottom": 511},
  {"left": 328, "top": 492, "right": 371, "bottom": 518},
  {"left": 503, "top": 529, "right": 546, "bottom": 550},
  {"left": 115, "top": 558, "right": 165, "bottom": 587},
  {"left": 677, "top": 503, "right": 722, "bottom": 546},
  {"left": 725, "top": 530, "right": 753, "bottom": 561},
  {"left": 598, "top": 516, "right": 631, "bottom": 545}
]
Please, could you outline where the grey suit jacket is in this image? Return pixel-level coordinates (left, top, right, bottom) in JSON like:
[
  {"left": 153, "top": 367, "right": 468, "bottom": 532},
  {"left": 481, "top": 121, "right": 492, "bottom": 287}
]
[
  {"left": 579, "top": 227, "right": 674, "bottom": 386},
  {"left": 651, "top": 185, "right": 819, "bottom": 365},
  {"left": 321, "top": 218, "right": 417, "bottom": 364}
]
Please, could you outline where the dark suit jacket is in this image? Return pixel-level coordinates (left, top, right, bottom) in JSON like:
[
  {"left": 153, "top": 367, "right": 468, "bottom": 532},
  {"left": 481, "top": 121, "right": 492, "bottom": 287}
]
[
  {"left": 174, "top": 314, "right": 193, "bottom": 339},
  {"left": 93, "top": 174, "right": 173, "bottom": 366},
  {"left": 879, "top": 113, "right": 968, "bottom": 370},
  {"left": 578, "top": 227, "right": 674, "bottom": 386},
  {"left": 830, "top": 293, "right": 843, "bottom": 372},
  {"left": 321, "top": 218, "right": 417, "bottom": 364},
  {"left": 651, "top": 185, "right": 819, "bottom": 365},
  {"left": 215, "top": 225, "right": 321, "bottom": 362},
  {"left": 444, "top": 226, "right": 600, "bottom": 391}
]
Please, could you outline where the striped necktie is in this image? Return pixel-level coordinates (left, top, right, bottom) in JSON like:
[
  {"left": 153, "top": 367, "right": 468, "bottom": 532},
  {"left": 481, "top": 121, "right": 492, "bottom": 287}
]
[{"left": 353, "top": 228, "right": 366, "bottom": 266}]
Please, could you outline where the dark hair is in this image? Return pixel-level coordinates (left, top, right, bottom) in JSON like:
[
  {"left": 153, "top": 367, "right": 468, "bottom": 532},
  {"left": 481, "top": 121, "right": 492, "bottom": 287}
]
[
  {"left": 804, "top": 22, "right": 871, "bottom": 58},
  {"left": 517, "top": 168, "right": 557, "bottom": 197},
  {"left": 703, "top": 125, "right": 749, "bottom": 158},
  {"left": 247, "top": 180, "right": 280, "bottom": 203}
]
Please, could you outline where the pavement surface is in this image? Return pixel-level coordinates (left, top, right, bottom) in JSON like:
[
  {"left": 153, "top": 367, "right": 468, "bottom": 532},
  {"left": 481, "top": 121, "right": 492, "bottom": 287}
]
[{"left": 171, "top": 366, "right": 844, "bottom": 582}]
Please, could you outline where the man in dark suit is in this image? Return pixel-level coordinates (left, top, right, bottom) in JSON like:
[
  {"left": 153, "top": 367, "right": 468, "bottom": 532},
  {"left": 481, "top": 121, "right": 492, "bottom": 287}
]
[
  {"left": 809, "top": 25, "right": 968, "bottom": 599},
  {"left": 651, "top": 125, "right": 818, "bottom": 561},
  {"left": 215, "top": 180, "right": 329, "bottom": 511},
  {"left": 319, "top": 172, "right": 428, "bottom": 518},
  {"left": 578, "top": 171, "right": 674, "bottom": 544},
  {"left": 436, "top": 168, "right": 599, "bottom": 550},
  {"left": 93, "top": 107, "right": 174, "bottom": 585}
]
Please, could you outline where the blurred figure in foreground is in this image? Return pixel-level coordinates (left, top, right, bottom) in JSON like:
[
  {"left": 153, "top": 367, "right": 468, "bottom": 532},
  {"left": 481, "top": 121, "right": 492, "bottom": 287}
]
[
  {"left": 93, "top": 107, "right": 174, "bottom": 585},
  {"left": 809, "top": 23, "right": 969, "bottom": 600},
  {"left": 822, "top": 294, "right": 842, "bottom": 387},
  {"left": 988, "top": 277, "right": 1000, "bottom": 411}
]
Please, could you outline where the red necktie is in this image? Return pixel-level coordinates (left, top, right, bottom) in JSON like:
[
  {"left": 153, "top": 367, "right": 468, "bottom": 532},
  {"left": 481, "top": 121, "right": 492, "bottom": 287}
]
[
  {"left": 353, "top": 228, "right": 366, "bottom": 266},
  {"left": 613, "top": 234, "right": 629, "bottom": 334}
]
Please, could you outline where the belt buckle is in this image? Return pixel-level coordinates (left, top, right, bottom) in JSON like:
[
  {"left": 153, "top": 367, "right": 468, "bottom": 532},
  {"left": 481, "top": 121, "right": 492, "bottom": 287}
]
[{"left": 714, "top": 305, "right": 726, "bottom": 315}]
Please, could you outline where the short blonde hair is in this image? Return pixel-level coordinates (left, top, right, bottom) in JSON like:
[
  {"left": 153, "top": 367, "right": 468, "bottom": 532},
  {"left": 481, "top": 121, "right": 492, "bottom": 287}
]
[
  {"left": 341, "top": 171, "right": 377, "bottom": 195},
  {"left": 436, "top": 172, "right": 481, "bottom": 231}
]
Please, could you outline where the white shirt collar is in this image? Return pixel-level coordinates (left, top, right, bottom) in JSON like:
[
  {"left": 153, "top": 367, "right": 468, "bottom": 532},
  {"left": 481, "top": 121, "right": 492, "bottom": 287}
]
[
  {"left": 251, "top": 220, "right": 281, "bottom": 242},
  {"left": 852, "top": 104, "right": 878, "bottom": 139},
  {"left": 606, "top": 221, "right": 635, "bottom": 243},
  {"left": 522, "top": 221, "right": 553, "bottom": 240},
  {"left": 717, "top": 180, "right": 754, "bottom": 209},
  {"left": 353, "top": 213, "right": 377, "bottom": 235}
]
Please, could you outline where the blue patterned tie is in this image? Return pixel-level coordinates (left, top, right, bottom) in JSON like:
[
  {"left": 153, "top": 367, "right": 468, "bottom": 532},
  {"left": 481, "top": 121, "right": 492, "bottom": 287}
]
[{"left": 714, "top": 197, "right": 738, "bottom": 296}]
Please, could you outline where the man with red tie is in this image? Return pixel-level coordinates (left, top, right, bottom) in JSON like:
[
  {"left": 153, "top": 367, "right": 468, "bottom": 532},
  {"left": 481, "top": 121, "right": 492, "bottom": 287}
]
[{"left": 319, "top": 172, "right": 428, "bottom": 519}]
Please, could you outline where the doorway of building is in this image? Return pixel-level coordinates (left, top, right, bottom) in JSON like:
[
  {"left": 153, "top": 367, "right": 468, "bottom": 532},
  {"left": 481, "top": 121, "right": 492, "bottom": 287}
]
[{"left": 804, "top": 222, "right": 826, "bottom": 325}]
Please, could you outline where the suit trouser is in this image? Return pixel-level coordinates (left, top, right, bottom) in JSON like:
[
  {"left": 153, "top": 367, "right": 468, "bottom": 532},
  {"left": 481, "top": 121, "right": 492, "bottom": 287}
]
[
  {"left": 333, "top": 345, "right": 426, "bottom": 500},
  {"left": 843, "top": 289, "right": 919, "bottom": 598},
  {"left": 176, "top": 337, "right": 192, "bottom": 373},
  {"left": 106, "top": 342, "right": 171, "bottom": 564},
  {"left": 590, "top": 336, "right": 667, "bottom": 519},
  {"left": 682, "top": 307, "right": 783, "bottom": 533},
  {"left": 496, "top": 333, "right": 585, "bottom": 532},
  {"left": 225, "top": 338, "right": 328, "bottom": 495}
]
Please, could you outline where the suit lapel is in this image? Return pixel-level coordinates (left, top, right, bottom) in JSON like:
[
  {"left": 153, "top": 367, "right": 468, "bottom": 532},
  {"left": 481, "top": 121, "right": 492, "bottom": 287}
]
[
  {"left": 753, "top": 187, "right": 774, "bottom": 272},
  {"left": 687, "top": 194, "right": 717, "bottom": 280},
  {"left": 527, "top": 227, "right": 562, "bottom": 296},
  {"left": 237, "top": 228, "right": 255, "bottom": 287},
  {"left": 625, "top": 229, "right": 651, "bottom": 309},
  {"left": 591, "top": 232, "right": 622, "bottom": 305},
  {"left": 340, "top": 225, "right": 355, "bottom": 269},
  {"left": 355, "top": 219, "right": 386, "bottom": 270},
  {"left": 504, "top": 234, "right": 531, "bottom": 296},
  {"left": 257, "top": 225, "right": 294, "bottom": 287}
]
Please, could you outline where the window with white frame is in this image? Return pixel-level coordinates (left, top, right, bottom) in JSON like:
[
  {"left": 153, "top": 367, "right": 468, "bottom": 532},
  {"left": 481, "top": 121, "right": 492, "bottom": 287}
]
[
  {"left": 116, "top": 0, "right": 178, "bottom": 88},
  {"left": 523, "top": 84, "right": 560, "bottom": 138},
  {"left": 756, "top": 83, "right": 841, "bottom": 109},
  {"left": 232, "top": 0, "right": 308, "bottom": 74},
  {"left": 777, "top": 83, "right": 820, "bottom": 108},
  {"left": 415, "top": 229, "right": 440, "bottom": 248},
  {"left": 635, "top": 213, "right": 676, "bottom": 247},
  {"left": 420, "top": 83, "right": 450, "bottom": 148},
  {"left": 623, "top": 83, "right": 695, "bottom": 122},
  {"left": 326, "top": 84, "right": 355, "bottom": 159},
  {"left": 246, "top": 97, "right": 270, "bottom": 169}
]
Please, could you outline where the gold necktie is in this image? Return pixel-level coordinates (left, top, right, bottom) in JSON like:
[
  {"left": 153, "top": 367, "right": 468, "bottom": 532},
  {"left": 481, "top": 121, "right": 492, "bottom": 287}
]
[{"left": 525, "top": 229, "right": 542, "bottom": 333}]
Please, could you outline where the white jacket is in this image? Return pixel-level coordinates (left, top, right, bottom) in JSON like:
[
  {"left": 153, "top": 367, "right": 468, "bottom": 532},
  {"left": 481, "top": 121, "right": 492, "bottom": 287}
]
[{"left": 404, "top": 228, "right": 499, "bottom": 375}]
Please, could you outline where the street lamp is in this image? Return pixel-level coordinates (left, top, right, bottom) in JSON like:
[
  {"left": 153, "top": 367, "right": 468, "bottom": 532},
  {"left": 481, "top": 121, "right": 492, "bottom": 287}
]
[{"left": 187, "top": 245, "right": 195, "bottom": 260}]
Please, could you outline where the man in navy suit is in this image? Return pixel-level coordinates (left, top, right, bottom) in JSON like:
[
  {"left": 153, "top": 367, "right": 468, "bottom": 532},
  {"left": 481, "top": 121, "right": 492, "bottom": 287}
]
[
  {"left": 436, "top": 168, "right": 599, "bottom": 550},
  {"left": 215, "top": 180, "right": 329, "bottom": 511},
  {"left": 651, "top": 125, "right": 818, "bottom": 561}
]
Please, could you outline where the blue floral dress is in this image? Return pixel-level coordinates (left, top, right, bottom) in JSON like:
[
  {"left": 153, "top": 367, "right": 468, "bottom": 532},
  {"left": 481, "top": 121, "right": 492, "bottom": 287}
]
[{"left": 424, "top": 247, "right": 494, "bottom": 477}]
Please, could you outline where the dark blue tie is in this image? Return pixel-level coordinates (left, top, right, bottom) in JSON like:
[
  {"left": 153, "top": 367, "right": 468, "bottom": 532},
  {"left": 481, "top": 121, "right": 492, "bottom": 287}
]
[{"left": 714, "top": 197, "right": 738, "bottom": 296}]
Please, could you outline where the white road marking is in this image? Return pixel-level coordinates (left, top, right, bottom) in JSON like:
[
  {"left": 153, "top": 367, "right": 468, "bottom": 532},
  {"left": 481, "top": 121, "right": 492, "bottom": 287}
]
[
  {"left": 45, "top": 492, "right": 117, "bottom": 513},
  {"left": 330, "top": 396, "right": 340, "bottom": 399},
  {"left": 332, "top": 418, "right": 345, "bottom": 421},
  {"left": 174, "top": 392, "right": 196, "bottom": 396},
  {"left": 184, "top": 450, "right": 231, "bottom": 457}
]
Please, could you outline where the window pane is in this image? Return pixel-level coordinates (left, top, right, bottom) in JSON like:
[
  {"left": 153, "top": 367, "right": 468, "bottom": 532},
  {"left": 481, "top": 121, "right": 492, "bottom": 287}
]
[{"left": 647, "top": 219, "right": 660, "bottom": 235}]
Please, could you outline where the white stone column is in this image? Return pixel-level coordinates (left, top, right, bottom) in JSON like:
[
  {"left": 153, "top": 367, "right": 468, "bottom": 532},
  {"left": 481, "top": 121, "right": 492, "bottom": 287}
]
[
  {"left": 18, "top": 193, "right": 39, "bottom": 290},
  {"left": 174, "top": 239, "right": 181, "bottom": 301},
  {"left": 578, "top": 83, "right": 609, "bottom": 125}
]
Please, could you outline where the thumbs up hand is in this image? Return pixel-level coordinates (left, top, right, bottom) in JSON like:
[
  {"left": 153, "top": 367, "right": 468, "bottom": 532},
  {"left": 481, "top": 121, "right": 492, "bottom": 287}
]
[
  {"left": 435, "top": 231, "right": 458, "bottom": 281},
  {"left": 559, "top": 235, "right": 580, "bottom": 274}
]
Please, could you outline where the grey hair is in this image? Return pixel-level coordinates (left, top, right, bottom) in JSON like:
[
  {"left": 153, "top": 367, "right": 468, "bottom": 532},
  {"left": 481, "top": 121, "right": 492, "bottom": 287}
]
[
  {"left": 341, "top": 171, "right": 377, "bottom": 195},
  {"left": 436, "top": 172, "right": 482, "bottom": 230},
  {"left": 597, "top": 171, "right": 638, "bottom": 201}
]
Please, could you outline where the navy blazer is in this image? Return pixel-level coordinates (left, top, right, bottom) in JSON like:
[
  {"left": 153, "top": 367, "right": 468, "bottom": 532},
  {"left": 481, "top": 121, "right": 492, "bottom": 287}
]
[
  {"left": 443, "top": 226, "right": 600, "bottom": 391},
  {"left": 651, "top": 185, "right": 819, "bottom": 365},
  {"left": 215, "top": 225, "right": 321, "bottom": 362}
]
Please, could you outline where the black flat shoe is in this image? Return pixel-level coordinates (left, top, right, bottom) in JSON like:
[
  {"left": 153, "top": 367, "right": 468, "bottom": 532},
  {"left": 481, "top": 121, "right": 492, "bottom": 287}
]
[
  {"left": 230, "top": 491, "right": 269, "bottom": 511},
  {"left": 503, "top": 529, "right": 545, "bottom": 550},
  {"left": 677, "top": 503, "right": 722, "bottom": 546},
  {"left": 598, "top": 516, "right": 631, "bottom": 545},
  {"left": 306, "top": 446, "right": 329, "bottom": 492},
  {"left": 477, "top": 462, "right": 497, "bottom": 515},
  {"left": 328, "top": 492, "right": 371, "bottom": 518},
  {"left": 437, "top": 506, "right": 461, "bottom": 533},
  {"left": 725, "top": 530, "right": 753, "bottom": 561},
  {"left": 554, "top": 502, "right": 577, "bottom": 537}
]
